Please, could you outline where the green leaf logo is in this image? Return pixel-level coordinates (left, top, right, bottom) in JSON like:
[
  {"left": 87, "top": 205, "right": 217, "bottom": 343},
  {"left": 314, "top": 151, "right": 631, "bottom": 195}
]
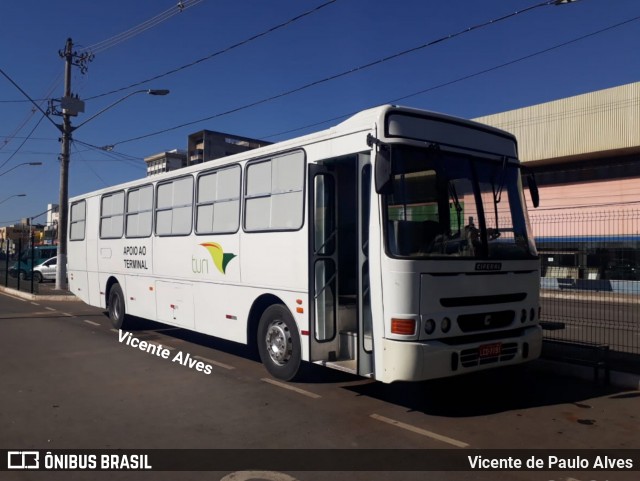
[{"left": 199, "top": 242, "right": 236, "bottom": 274}]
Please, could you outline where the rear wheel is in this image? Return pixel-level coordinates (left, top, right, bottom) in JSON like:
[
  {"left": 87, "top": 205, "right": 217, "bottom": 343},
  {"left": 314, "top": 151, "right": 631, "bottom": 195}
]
[
  {"left": 108, "top": 283, "right": 128, "bottom": 329},
  {"left": 18, "top": 270, "right": 27, "bottom": 281},
  {"left": 257, "top": 304, "right": 302, "bottom": 381}
]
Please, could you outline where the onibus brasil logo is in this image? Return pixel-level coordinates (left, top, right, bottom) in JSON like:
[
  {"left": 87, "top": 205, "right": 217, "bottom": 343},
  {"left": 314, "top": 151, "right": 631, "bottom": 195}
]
[{"left": 192, "top": 242, "right": 237, "bottom": 275}]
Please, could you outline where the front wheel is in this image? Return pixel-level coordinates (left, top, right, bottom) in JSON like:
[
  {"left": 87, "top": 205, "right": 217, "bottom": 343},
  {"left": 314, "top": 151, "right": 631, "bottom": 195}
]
[
  {"left": 108, "top": 283, "right": 128, "bottom": 329},
  {"left": 34, "top": 272, "right": 43, "bottom": 283},
  {"left": 257, "top": 304, "right": 302, "bottom": 381}
]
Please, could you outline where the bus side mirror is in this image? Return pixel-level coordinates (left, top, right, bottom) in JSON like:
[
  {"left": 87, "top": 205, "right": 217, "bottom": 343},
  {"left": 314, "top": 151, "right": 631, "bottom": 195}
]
[
  {"left": 367, "top": 134, "right": 393, "bottom": 194},
  {"left": 527, "top": 173, "right": 539, "bottom": 208},
  {"left": 374, "top": 146, "right": 392, "bottom": 194},
  {"left": 375, "top": 149, "right": 393, "bottom": 194}
]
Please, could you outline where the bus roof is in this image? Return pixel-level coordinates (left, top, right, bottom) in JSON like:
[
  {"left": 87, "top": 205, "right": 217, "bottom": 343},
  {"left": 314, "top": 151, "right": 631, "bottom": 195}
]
[{"left": 70, "top": 105, "right": 516, "bottom": 201}]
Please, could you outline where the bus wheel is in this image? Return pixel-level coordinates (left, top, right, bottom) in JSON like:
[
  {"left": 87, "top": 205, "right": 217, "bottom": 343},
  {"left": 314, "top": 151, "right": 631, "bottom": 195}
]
[
  {"left": 257, "top": 305, "right": 302, "bottom": 381},
  {"left": 108, "top": 283, "right": 127, "bottom": 329}
]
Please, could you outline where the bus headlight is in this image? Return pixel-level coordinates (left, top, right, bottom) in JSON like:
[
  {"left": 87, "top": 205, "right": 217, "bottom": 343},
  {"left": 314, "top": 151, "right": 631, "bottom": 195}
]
[
  {"left": 441, "top": 317, "right": 451, "bottom": 333},
  {"left": 424, "top": 319, "right": 436, "bottom": 335}
]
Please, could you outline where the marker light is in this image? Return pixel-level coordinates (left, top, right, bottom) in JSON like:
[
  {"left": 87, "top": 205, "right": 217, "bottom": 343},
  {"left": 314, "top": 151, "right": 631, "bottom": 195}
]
[
  {"left": 441, "top": 317, "right": 451, "bottom": 333},
  {"left": 391, "top": 318, "right": 416, "bottom": 335},
  {"left": 424, "top": 319, "right": 436, "bottom": 335}
]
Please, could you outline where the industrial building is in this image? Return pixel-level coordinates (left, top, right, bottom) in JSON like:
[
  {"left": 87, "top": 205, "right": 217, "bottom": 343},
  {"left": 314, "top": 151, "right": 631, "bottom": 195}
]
[{"left": 475, "top": 81, "right": 640, "bottom": 285}]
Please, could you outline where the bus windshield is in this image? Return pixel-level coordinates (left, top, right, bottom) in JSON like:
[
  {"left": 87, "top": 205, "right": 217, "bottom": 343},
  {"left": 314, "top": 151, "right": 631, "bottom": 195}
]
[{"left": 384, "top": 146, "right": 537, "bottom": 260}]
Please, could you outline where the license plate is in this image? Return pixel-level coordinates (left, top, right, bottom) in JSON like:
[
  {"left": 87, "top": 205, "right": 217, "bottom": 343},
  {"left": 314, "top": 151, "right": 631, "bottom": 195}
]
[{"left": 478, "top": 342, "right": 502, "bottom": 358}]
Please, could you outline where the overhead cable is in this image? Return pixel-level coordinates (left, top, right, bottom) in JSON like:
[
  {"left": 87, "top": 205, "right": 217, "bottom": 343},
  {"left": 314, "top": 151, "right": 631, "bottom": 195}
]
[
  {"left": 0, "top": 114, "right": 48, "bottom": 172},
  {"left": 85, "top": 0, "right": 339, "bottom": 100},
  {"left": 80, "top": 0, "right": 204, "bottom": 55},
  {"left": 262, "top": 15, "right": 640, "bottom": 139},
  {"left": 105, "top": 0, "right": 575, "bottom": 147}
]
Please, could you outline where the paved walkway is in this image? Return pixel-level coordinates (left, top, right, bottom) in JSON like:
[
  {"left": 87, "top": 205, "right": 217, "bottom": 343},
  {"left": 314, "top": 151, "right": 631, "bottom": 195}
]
[{"left": 0, "top": 282, "right": 78, "bottom": 301}]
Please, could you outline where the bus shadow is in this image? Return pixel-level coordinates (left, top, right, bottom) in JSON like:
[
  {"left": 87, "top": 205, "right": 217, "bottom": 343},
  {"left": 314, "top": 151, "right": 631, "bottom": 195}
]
[
  {"left": 103, "top": 313, "right": 260, "bottom": 361},
  {"left": 104, "top": 312, "right": 368, "bottom": 384},
  {"left": 102, "top": 312, "right": 634, "bottom": 401},
  {"left": 341, "top": 364, "right": 628, "bottom": 417}
]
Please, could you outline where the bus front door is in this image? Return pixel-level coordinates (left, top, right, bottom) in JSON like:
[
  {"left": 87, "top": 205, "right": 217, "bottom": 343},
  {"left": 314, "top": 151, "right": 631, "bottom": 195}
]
[{"left": 308, "top": 156, "right": 373, "bottom": 377}]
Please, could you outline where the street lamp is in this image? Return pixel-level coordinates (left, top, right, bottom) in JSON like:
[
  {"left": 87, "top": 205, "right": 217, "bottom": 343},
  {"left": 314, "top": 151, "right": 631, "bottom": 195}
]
[
  {"left": 72, "top": 89, "right": 170, "bottom": 130},
  {"left": 54, "top": 83, "right": 170, "bottom": 290},
  {"left": 0, "top": 193, "right": 27, "bottom": 206},
  {"left": 0, "top": 162, "right": 43, "bottom": 177}
]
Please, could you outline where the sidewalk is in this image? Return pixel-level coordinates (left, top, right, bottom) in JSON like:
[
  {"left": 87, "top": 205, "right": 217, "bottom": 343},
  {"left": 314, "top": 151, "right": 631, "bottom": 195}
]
[{"left": 0, "top": 282, "right": 78, "bottom": 301}]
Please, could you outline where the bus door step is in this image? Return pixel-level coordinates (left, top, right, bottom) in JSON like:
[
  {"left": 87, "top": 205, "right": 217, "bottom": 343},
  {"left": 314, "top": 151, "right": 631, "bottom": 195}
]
[
  {"left": 339, "top": 330, "right": 357, "bottom": 360},
  {"left": 320, "top": 359, "right": 357, "bottom": 375}
]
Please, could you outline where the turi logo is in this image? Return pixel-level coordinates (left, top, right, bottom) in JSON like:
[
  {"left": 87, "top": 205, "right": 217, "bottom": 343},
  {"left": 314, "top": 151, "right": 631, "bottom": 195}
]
[{"left": 192, "top": 242, "right": 237, "bottom": 275}]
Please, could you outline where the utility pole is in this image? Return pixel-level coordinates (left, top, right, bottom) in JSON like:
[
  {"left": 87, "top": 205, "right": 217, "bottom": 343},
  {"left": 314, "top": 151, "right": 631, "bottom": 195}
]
[
  {"left": 53, "top": 38, "right": 91, "bottom": 290},
  {"left": 56, "top": 38, "right": 72, "bottom": 290}
]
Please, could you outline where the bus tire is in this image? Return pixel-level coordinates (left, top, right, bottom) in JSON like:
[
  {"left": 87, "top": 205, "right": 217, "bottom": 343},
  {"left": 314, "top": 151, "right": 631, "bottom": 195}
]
[
  {"left": 108, "top": 283, "right": 128, "bottom": 330},
  {"left": 257, "top": 304, "right": 302, "bottom": 381}
]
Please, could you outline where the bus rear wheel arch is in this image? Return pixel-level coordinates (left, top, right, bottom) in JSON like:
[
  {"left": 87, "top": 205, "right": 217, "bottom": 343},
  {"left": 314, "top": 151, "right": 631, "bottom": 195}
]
[{"left": 257, "top": 304, "right": 302, "bottom": 381}]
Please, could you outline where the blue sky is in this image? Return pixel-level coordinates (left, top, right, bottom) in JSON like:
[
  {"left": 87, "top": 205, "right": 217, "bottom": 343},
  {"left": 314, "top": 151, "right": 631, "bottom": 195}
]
[{"left": 1, "top": 0, "right": 638, "bottom": 226}]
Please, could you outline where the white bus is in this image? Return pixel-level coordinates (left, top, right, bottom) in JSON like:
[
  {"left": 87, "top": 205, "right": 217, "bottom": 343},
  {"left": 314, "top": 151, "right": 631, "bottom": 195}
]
[{"left": 68, "top": 105, "right": 542, "bottom": 383}]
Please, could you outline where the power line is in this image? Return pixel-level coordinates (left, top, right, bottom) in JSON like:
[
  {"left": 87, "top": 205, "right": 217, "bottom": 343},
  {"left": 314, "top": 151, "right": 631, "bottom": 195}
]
[
  {"left": 0, "top": 2, "right": 204, "bottom": 155},
  {"left": 73, "top": 139, "right": 145, "bottom": 170},
  {"left": 72, "top": 142, "right": 108, "bottom": 186},
  {"left": 0, "top": 72, "right": 62, "bottom": 156},
  {"left": 260, "top": 14, "right": 640, "bottom": 140},
  {"left": 0, "top": 68, "right": 60, "bottom": 132},
  {"left": 107, "top": 0, "right": 563, "bottom": 148},
  {"left": 85, "top": 0, "right": 340, "bottom": 101},
  {"left": 0, "top": 114, "right": 48, "bottom": 172},
  {"left": 0, "top": 2, "right": 203, "bottom": 104},
  {"left": 80, "top": 0, "right": 204, "bottom": 55}
]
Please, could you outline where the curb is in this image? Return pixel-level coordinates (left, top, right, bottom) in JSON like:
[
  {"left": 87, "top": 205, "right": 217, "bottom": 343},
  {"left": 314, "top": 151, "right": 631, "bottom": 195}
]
[{"left": 0, "top": 285, "right": 79, "bottom": 302}]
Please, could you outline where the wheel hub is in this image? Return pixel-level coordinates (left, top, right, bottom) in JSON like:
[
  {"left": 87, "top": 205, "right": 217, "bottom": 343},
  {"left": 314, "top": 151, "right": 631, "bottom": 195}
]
[
  {"left": 112, "top": 297, "right": 121, "bottom": 320},
  {"left": 265, "top": 320, "right": 292, "bottom": 365}
]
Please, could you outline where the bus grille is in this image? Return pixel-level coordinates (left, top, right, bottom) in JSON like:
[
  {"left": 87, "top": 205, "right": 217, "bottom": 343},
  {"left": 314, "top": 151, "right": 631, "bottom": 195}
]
[
  {"left": 457, "top": 310, "right": 515, "bottom": 332},
  {"left": 459, "top": 342, "right": 518, "bottom": 367}
]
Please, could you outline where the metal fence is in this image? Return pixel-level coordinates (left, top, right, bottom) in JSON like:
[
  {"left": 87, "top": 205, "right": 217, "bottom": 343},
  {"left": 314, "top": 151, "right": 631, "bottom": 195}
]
[
  {"left": 531, "top": 208, "right": 640, "bottom": 360},
  {"left": 1, "top": 237, "right": 43, "bottom": 295}
]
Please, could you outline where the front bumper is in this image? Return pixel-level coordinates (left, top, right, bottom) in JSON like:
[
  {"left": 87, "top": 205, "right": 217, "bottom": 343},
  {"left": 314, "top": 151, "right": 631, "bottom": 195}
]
[{"left": 379, "top": 325, "right": 543, "bottom": 383}]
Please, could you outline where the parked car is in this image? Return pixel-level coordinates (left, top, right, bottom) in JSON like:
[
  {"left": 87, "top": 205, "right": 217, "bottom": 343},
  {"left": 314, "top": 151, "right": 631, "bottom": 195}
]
[
  {"left": 32, "top": 256, "right": 59, "bottom": 283},
  {"left": 9, "top": 245, "right": 58, "bottom": 280}
]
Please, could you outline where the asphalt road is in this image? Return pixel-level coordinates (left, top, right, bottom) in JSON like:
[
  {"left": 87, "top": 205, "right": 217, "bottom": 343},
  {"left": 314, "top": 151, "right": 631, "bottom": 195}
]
[{"left": 1, "top": 290, "right": 639, "bottom": 481}]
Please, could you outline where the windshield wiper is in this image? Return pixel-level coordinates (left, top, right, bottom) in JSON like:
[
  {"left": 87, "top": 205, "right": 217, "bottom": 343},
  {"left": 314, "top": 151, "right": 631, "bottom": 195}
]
[
  {"left": 448, "top": 181, "right": 462, "bottom": 236},
  {"left": 490, "top": 156, "right": 508, "bottom": 239}
]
